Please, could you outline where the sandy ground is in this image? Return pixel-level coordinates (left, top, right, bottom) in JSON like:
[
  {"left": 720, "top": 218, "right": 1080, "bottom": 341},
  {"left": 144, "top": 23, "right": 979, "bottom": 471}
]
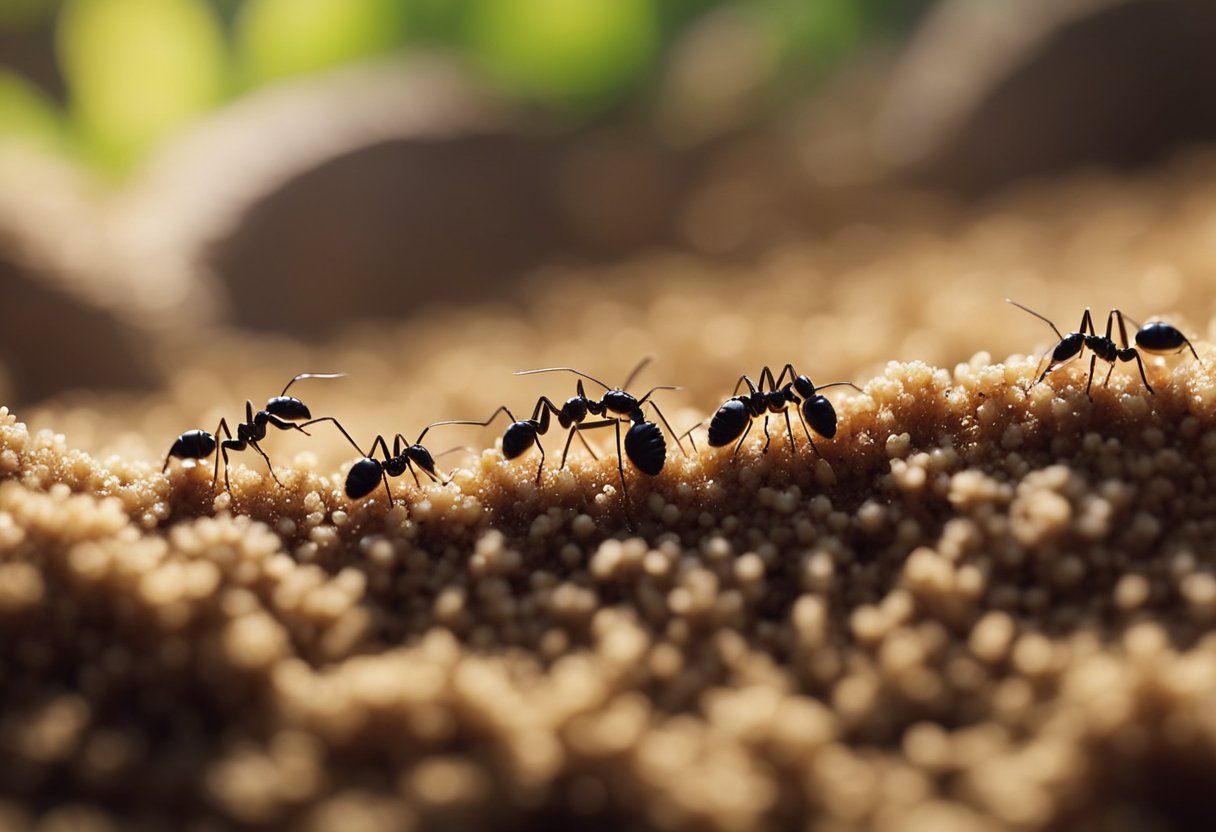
[{"left": 5, "top": 153, "right": 1216, "bottom": 830}]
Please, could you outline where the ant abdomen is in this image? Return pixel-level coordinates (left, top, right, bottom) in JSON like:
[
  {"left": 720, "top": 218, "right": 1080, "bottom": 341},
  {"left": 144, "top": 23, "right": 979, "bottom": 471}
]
[
  {"left": 503, "top": 422, "right": 538, "bottom": 460},
  {"left": 707, "top": 399, "right": 750, "bottom": 447},
  {"left": 345, "top": 458, "right": 384, "bottom": 499},
  {"left": 625, "top": 421, "right": 666, "bottom": 476},
  {"left": 1135, "top": 321, "right": 1197, "bottom": 357},
  {"left": 164, "top": 430, "right": 217, "bottom": 470}
]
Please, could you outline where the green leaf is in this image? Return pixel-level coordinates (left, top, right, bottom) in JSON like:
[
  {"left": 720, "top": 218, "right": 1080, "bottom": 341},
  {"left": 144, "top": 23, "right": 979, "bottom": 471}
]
[
  {"left": 467, "top": 0, "right": 658, "bottom": 108},
  {"left": 58, "top": 0, "right": 227, "bottom": 175},
  {"left": 236, "top": 0, "right": 409, "bottom": 87},
  {"left": 0, "top": 69, "right": 67, "bottom": 154}
]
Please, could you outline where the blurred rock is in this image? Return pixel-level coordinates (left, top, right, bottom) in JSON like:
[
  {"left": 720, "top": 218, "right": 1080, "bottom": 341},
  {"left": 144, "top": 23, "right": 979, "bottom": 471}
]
[
  {"left": 0, "top": 254, "right": 158, "bottom": 403},
  {"left": 877, "top": 0, "right": 1216, "bottom": 193},
  {"left": 209, "top": 126, "right": 698, "bottom": 334}
]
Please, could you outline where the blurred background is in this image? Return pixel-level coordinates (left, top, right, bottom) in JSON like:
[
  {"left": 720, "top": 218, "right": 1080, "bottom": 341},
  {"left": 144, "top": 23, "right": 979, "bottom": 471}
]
[{"left": 4, "top": 0, "right": 1216, "bottom": 465}]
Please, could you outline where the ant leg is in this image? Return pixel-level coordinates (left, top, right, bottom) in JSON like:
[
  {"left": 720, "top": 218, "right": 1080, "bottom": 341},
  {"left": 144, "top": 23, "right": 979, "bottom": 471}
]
[
  {"left": 1085, "top": 354, "right": 1098, "bottom": 399},
  {"left": 369, "top": 435, "right": 394, "bottom": 507},
  {"left": 732, "top": 420, "right": 753, "bottom": 457},
  {"left": 416, "top": 407, "right": 521, "bottom": 445},
  {"left": 405, "top": 461, "right": 422, "bottom": 489},
  {"left": 782, "top": 410, "right": 797, "bottom": 453},
  {"left": 1035, "top": 349, "right": 1056, "bottom": 383},
  {"left": 646, "top": 402, "right": 688, "bottom": 456},
  {"left": 560, "top": 420, "right": 617, "bottom": 468},
  {"left": 576, "top": 429, "right": 600, "bottom": 461},
  {"left": 1181, "top": 336, "right": 1201, "bottom": 363},
  {"left": 265, "top": 413, "right": 310, "bottom": 435},
  {"left": 1103, "top": 363, "right": 1116, "bottom": 388},
  {"left": 732, "top": 374, "right": 759, "bottom": 396},
  {"left": 1124, "top": 349, "right": 1154, "bottom": 394},
  {"left": 774, "top": 364, "right": 795, "bottom": 389},
  {"left": 793, "top": 407, "right": 820, "bottom": 456},
  {"left": 211, "top": 418, "right": 233, "bottom": 490},
  {"left": 388, "top": 435, "right": 423, "bottom": 489},
  {"left": 613, "top": 417, "right": 631, "bottom": 522},
  {"left": 301, "top": 416, "right": 366, "bottom": 456},
  {"left": 761, "top": 415, "right": 772, "bottom": 454},
  {"left": 1113, "top": 309, "right": 1132, "bottom": 349},
  {"left": 534, "top": 439, "right": 546, "bottom": 485},
  {"left": 559, "top": 426, "right": 578, "bottom": 470},
  {"left": 1080, "top": 308, "right": 1096, "bottom": 336},
  {"left": 250, "top": 440, "right": 285, "bottom": 488},
  {"left": 678, "top": 422, "right": 701, "bottom": 454}
]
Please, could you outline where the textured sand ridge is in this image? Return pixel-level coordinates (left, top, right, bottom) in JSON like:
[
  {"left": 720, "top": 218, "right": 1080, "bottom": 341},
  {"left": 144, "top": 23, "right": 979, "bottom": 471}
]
[
  {"left": 7, "top": 155, "right": 1216, "bottom": 830},
  {"left": 4, "top": 344, "right": 1216, "bottom": 831}
]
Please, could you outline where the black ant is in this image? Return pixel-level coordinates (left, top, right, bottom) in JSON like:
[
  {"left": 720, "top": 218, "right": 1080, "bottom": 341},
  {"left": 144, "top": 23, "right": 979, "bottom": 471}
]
[
  {"left": 464, "top": 357, "right": 686, "bottom": 507},
  {"left": 707, "top": 364, "right": 860, "bottom": 456},
  {"left": 1007, "top": 300, "right": 1196, "bottom": 396},
  {"left": 163, "top": 373, "right": 344, "bottom": 491},
  {"left": 303, "top": 416, "right": 483, "bottom": 507}
]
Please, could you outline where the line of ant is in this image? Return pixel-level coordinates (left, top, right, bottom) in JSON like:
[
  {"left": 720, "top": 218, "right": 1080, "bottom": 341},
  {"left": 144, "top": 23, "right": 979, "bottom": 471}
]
[{"left": 163, "top": 306, "right": 1202, "bottom": 515}]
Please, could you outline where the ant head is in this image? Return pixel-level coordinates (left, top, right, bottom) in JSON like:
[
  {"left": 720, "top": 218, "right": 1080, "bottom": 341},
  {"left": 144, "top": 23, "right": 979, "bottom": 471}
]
[
  {"left": 792, "top": 375, "right": 816, "bottom": 398},
  {"left": 406, "top": 444, "right": 437, "bottom": 474}
]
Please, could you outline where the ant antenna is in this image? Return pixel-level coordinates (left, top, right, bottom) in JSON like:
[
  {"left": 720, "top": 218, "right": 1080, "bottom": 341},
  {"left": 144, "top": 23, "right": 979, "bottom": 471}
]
[
  {"left": 621, "top": 356, "right": 653, "bottom": 391},
  {"left": 635, "top": 385, "right": 682, "bottom": 403},
  {"left": 1006, "top": 299, "right": 1063, "bottom": 339},
  {"left": 514, "top": 367, "right": 613, "bottom": 391},
  {"left": 415, "top": 418, "right": 504, "bottom": 445},
  {"left": 281, "top": 372, "right": 346, "bottom": 396},
  {"left": 816, "top": 381, "right": 864, "bottom": 393}
]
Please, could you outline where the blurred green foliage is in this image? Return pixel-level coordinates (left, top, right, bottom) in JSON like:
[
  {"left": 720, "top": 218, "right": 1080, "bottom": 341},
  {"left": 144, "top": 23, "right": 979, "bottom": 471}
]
[
  {"left": 236, "top": 0, "right": 408, "bottom": 87},
  {"left": 0, "top": 69, "right": 65, "bottom": 153},
  {"left": 0, "top": 0, "right": 928, "bottom": 178},
  {"left": 59, "top": 0, "right": 226, "bottom": 172},
  {"left": 467, "top": 0, "right": 657, "bottom": 106}
]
